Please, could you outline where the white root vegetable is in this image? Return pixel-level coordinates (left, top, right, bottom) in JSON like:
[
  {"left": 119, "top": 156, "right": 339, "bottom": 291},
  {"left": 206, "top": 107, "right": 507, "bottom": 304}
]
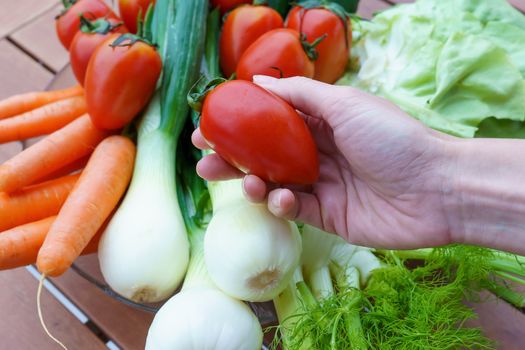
[
  {"left": 146, "top": 228, "right": 263, "bottom": 350},
  {"left": 98, "top": 103, "right": 189, "bottom": 303},
  {"left": 204, "top": 179, "right": 302, "bottom": 302}
]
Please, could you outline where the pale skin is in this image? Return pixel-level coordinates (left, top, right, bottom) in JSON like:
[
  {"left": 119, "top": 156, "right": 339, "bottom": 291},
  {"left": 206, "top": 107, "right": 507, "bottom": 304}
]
[{"left": 192, "top": 76, "right": 525, "bottom": 256}]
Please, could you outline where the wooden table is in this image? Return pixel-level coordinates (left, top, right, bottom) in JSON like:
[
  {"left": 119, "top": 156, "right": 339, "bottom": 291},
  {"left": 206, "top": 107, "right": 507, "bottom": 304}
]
[{"left": 1, "top": 1, "right": 525, "bottom": 349}]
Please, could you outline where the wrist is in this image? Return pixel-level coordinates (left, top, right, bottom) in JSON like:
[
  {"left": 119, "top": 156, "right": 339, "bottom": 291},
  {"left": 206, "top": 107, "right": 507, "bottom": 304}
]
[
  {"left": 441, "top": 137, "right": 525, "bottom": 254},
  {"left": 439, "top": 136, "right": 471, "bottom": 246}
]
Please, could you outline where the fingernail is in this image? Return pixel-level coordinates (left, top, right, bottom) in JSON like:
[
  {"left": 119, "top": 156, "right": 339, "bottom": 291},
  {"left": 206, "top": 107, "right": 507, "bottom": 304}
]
[
  {"left": 253, "top": 75, "right": 277, "bottom": 85},
  {"left": 241, "top": 176, "right": 251, "bottom": 198},
  {"left": 271, "top": 191, "right": 283, "bottom": 209}
]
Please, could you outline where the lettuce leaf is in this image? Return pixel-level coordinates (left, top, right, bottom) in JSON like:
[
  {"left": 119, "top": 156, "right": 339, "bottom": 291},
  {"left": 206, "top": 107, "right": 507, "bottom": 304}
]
[
  {"left": 476, "top": 118, "right": 525, "bottom": 139},
  {"left": 342, "top": 0, "right": 525, "bottom": 138}
]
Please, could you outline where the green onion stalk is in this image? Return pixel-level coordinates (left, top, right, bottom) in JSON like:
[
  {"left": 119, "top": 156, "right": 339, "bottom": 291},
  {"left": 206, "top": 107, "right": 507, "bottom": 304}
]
[{"left": 98, "top": 0, "right": 208, "bottom": 303}]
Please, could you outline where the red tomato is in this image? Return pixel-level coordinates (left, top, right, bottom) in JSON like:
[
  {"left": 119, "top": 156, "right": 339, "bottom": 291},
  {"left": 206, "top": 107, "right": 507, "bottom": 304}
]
[
  {"left": 118, "top": 0, "right": 156, "bottom": 34},
  {"left": 70, "top": 18, "right": 128, "bottom": 85},
  {"left": 84, "top": 34, "right": 162, "bottom": 130},
  {"left": 211, "top": 0, "right": 251, "bottom": 15},
  {"left": 56, "top": 0, "right": 117, "bottom": 50},
  {"left": 236, "top": 28, "right": 315, "bottom": 81},
  {"left": 286, "top": 6, "right": 351, "bottom": 84},
  {"left": 200, "top": 80, "right": 319, "bottom": 185},
  {"left": 220, "top": 5, "right": 283, "bottom": 78}
]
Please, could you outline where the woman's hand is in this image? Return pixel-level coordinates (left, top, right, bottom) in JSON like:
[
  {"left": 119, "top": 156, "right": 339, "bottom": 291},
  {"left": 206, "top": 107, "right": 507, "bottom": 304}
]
[{"left": 193, "top": 76, "right": 458, "bottom": 249}]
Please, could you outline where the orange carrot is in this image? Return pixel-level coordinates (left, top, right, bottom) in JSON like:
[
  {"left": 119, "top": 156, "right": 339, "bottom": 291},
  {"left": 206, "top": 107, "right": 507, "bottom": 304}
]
[
  {"left": 34, "top": 155, "right": 89, "bottom": 184},
  {"left": 0, "top": 85, "right": 83, "bottom": 120},
  {"left": 0, "top": 217, "right": 55, "bottom": 270},
  {"left": 37, "top": 135, "right": 136, "bottom": 276},
  {"left": 0, "top": 96, "right": 86, "bottom": 144},
  {"left": 0, "top": 114, "right": 110, "bottom": 193},
  {"left": 0, "top": 216, "right": 103, "bottom": 271},
  {"left": 0, "top": 173, "right": 80, "bottom": 232}
]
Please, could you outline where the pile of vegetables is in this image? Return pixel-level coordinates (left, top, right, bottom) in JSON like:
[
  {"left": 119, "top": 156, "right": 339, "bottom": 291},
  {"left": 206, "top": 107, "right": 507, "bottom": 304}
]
[{"left": 0, "top": 0, "right": 524, "bottom": 349}]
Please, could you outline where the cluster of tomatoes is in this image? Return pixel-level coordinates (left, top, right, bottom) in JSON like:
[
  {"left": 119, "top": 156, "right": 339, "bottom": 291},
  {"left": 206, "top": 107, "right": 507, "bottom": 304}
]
[
  {"left": 54, "top": 0, "right": 351, "bottom": 186},
  {"left": 216, "top": 0, "right": 351, "bottom": 83},
  {"left": 55, "top": 0, "right": 160, "bottom": 130}
]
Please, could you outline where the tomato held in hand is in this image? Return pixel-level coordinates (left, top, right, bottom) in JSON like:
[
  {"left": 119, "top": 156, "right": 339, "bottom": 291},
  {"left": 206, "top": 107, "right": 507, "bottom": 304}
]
[
  {"left": 200, "top": 80, "right": 319, "bottom": 185},
  {"left": 211, "top": 0, "right": 251, "bottom": 15},
  {"left": 118, "top": 0, "right": 156, "bottom": 34},
  {"left": 286, "top": 5, "right": 351, "bottom": 84},
  {"left": 56, "top": 0, "right": 117, "bottom": 50},
  {"left": 236, "top": 28, "right": 315, "bottom": 81},
  {"left": 220, "top": 5, "right": 283, "bottom": 78},
  {"left": 84, "top": 34, "right": 162, "bottom": 130},
  {"left": 70, "top": 18, "right": 128, "bottom": 85}
]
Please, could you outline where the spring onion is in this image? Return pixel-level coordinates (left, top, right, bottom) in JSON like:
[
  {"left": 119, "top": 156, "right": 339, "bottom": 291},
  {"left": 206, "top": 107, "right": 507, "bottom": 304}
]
[
  {"left": 145, "top": 226, "right": 263, "bottom": 350},
  {"left": 204, "top": 179, "right": 302, "bottom": 302},
  {"left": 98, "top": 0, "right": 207, "bottom": 302}
]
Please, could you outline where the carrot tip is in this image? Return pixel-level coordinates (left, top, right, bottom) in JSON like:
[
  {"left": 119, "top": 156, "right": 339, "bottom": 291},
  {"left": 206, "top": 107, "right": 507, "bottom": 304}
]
[{"left": 36, "top": 256, "right": 65, "bottom": 277}]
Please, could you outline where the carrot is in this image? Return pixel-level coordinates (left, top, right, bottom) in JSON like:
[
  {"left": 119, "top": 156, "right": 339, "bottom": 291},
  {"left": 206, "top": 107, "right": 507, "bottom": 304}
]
[
  {"left": 37, "top": 135, "right": 136, "bottom": 276},
  {"left": 34, "top": 155, "right": 89, "bottom": 184},
  {"left": 0, "top": 216, "right": 103, "bottom": 271},
  {"left": 0, "top": 85, "right": 83, "bottom": 120},
  {"left": 0, "top": 173, "right": 80, "bottom": 231},
  {"left": 0, "top": 217, "right": 55, "bottom": 270},
  {"left": 0, "top": 96, "right": 86, "bottom": 144},
  {"left": 0, "top": 114, "right": 110, "bottom": 193}
]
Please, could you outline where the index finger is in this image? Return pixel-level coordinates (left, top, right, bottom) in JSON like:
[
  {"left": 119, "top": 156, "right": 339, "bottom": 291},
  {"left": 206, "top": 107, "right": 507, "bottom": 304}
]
[{"left": 191, "top": 128, "right": 212, "bottom": 150}]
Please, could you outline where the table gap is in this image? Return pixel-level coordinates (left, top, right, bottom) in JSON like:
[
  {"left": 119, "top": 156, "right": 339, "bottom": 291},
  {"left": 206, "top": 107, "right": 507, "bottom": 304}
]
[{"left": 5, "top": 37, "right": 56, "bottom": 74}]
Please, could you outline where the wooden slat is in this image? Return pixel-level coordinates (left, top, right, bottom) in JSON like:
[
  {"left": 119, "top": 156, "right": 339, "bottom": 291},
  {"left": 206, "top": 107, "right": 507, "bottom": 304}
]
[
  {"left": 11, "top": 5, "right": 69, "bottom": 73},
  {"left": 0, "top": 39, "right": 51, "bottom": 165},
  {"left": 0, "top": 0, "right": 58, "bottom": 39},
  {"left": 51, "top": 255, "right": 155, "bottom": 350},
  {"left": 356, "top": 0, "right": 392, "bottom": 19},
  {"left": 0, "top": 268, "right": 107, "bottom": 350},
  {"left": 45, "top": 64, "right": 77, "bottom": 90},
  {"left": 0, "top": 40, "right": 53, "bottom": 99}
]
